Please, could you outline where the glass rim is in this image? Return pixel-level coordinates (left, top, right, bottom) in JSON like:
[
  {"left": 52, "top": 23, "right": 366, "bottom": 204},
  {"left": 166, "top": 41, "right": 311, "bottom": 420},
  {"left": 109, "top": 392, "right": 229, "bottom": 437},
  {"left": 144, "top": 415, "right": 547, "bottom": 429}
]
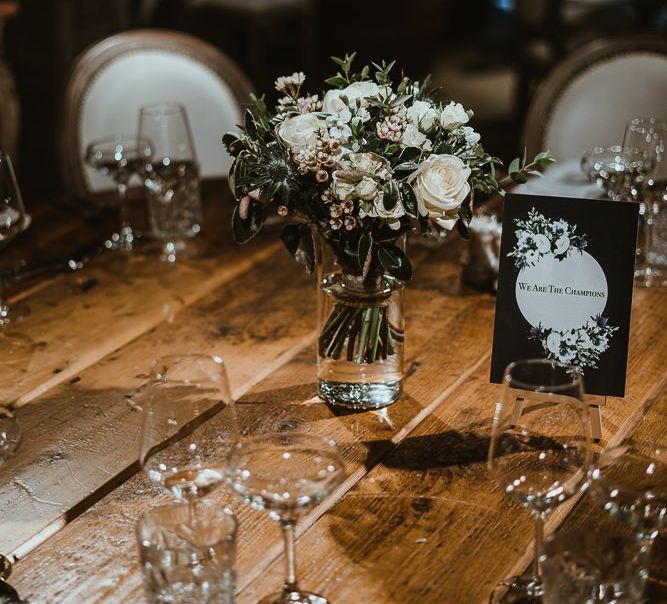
[
  {"left": 136, "top": 500, "right": 237, "bottom": 540},
  {"left": 232, "top": 431, "right": 340, "bottom": 451},
  {"left": 86, "top": 134, "right": 149, "bottom": 146},
  {"left": 626, "top": 116, "right": 667, "bottom": 133},
  {"left": 139, "top": 102, "right": 187, "bottom": 117},
  {"left": 503, "top": 358, "right": 584, "bottom": 394}
]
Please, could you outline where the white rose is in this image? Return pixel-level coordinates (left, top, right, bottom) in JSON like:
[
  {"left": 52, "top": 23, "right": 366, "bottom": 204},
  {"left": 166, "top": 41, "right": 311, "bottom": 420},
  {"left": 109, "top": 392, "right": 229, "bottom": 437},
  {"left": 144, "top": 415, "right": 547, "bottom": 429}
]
[
  {"left": 322, "top": 80, "right": 381, "bottom": 117},
  {"left": 360, "top": 193, "right": 406, "bottom": 230},
  {"left": 277, "top": 113, "right": 325, "bottom": 151},
  {"left": 356, "top": 176, "right": 379, "bottom": 201},
  {"left": 407, "top": 100, "right": 439, "bottom": 131},
  {"left": 401, "top": 124, "right": 432, "bottom": 151},
  {"left": 440, "top": 101, "right": 469, "bottom": 130},
  {"left": 546, "top": 332, "right": 562, "bottom": 355},
  {"left": 407, "top": 154, "right": 471, "bottom": 230},
  {"left": 534, "top": 234, "right": 551, "bottom": 253},
  {"left": 461, "top": 126, "right": 481, "bottom": 146},
  {"left": 555, "top": 235, "right": 570, "bottom": 255}
]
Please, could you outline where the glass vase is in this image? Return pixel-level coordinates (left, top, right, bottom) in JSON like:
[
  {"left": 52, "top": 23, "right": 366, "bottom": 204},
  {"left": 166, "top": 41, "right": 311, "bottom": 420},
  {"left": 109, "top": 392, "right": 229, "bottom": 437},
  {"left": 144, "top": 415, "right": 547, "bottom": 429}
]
[{"left": 316, "top": 234, "right": 404, "bottom": 410}]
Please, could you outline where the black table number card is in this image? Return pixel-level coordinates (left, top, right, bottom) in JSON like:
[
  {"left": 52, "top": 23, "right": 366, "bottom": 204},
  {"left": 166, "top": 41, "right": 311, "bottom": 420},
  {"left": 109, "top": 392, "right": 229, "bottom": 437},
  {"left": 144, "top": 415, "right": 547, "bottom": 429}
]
[{"left": 491, "top": 193, "right": 639, "bottom": 397}]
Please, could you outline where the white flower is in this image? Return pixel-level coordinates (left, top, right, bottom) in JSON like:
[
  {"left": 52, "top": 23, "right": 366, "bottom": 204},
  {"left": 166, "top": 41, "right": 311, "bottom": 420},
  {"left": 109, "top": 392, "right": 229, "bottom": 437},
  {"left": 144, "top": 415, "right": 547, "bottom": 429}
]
[
  {"left": 594, "top": 337, "right": 609, "bottom": 352},
  {"left": 407, "top": 154, "right": 471, "bottom": 231},
  {"left": 558, "top": 349, "right": 575, "bottom": 364},
  {"left": 277, "top": 113, "right": 325, "bottom": 152},
  {"left": 563, "top": 331, "right": 577, "bottom": 345},
  {"left": 355, "top": 176, "right": 379, "bottom": 201},
  {"left": 554, "top": 235, "right": 570, "bottom": 255},
  {"left": 328, "top": 121, "right": 352, "bottom": 142},
  {"left": 534, "top": 234, "right": 551, "bottom": 253},
  {"left": 440, "top": 101, "right": 469, "bottom": 130},
  {"left": 553, "top": 219, "right": 569, "bottom": 234},
  {"left": 359, "top": 193, "right": 406, "bottom": 230},
  {"left": 578, "top": 332, "right": 593, "bottom": 349},
  {"left": 516, "top": 230, "right": 529, "bottom": 244},
  {"left": 460, "top": 126, "right": 481, "bottom": 146},
  {"left": 525, "top": 250, "right": 538, "bottom": 264},
  {"left": 274, "top": 71, "right": 305, "bottom": 93},
  {"left": 546, "top": 332, "right": 562, "bottom": 355},
  {"left": 351, "top": 107, "right": 371, "bottom": 127},
  {"left": 322, "top": 81, "right": 381, "bottom": 118},
  {"left": 332, "top": 173, "right": 356, "bottom": 201},
  {"left": 407, "top": 100, "right": 439, "bottom": 131},
  {"left": 400, "top": 124, "right": 432, "bottom": 151},
  {"left": 341, "top": 152, "right": 391, "bottom": 180}
]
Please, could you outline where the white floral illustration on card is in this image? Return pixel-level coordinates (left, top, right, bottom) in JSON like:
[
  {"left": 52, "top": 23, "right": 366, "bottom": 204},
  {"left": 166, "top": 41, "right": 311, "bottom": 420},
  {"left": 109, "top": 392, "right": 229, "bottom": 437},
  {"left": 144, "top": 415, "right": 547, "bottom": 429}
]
[{"left": 509, "top": 208, "right": 618, "bottom": 371}]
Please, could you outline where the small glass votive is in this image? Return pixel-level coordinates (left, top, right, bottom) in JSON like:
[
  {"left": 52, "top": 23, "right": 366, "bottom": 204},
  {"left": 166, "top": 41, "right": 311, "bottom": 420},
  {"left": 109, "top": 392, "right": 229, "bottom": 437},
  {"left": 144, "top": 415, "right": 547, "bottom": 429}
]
[
  {"left": 542, "top": 526, "right": 650, "bottom": 604},
  {"left": 136, "top": 501, "right": 236, "bottom": 604}
]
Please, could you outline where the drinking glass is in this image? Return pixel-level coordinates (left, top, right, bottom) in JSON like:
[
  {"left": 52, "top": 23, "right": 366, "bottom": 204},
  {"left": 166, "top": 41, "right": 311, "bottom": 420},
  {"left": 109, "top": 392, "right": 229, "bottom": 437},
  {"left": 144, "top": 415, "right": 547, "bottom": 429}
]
[
  {"left": 85, "top": 135, "right": 151, "bottom": 252},
  {"left": 139, "top": 354, "right": 238, "bottom": 507},
  {"left": 138, "top": 104, "right": 203, "bottom": 262},
  {"left": 580, "top": 145, "right": 654, "bottom": 201},
  {"left": 0, "top": 152, "right": 30, "bottom": 326},
  {"left": 488, "top": 359, "right": 592, "bottom": 603},
  {"left": 136, "top": 500, "right": 237, "bottom": 604},
  {"left": 227, "top": 432, "right": 346, "bottom": 604},
  {"left": 623, "top": 117, "right": 667, "bottom": 286}
]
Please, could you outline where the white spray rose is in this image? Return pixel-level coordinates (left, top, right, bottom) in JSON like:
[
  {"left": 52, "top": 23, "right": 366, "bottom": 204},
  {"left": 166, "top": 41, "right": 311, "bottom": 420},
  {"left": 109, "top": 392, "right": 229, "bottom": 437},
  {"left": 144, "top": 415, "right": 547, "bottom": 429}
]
[
  {"left": 440, "top": 101, "right": 469, "bottom": 130},
  {"left": 401, "top": 124, "right": 432, "bottom": 151},
  {"left": 460, "top": 126, "right": 481, "bottom": 146},
  {"left": 407, "top": 154, "right": 471, "bottom": 230},
  {"left": 322, "top": 81, "right": 381, "bottom": 117},
  {"left": 356, "top": 176, "right": 379, "bottom": 201},
  {"left": 407, "top": 100, "right": 439, "bottom": 131},
  {"left": 359, "top": 193, "right": 406, "bottom": 230},
  {"left": 277, "top": 113, "right": 325, "bottom": 151}
]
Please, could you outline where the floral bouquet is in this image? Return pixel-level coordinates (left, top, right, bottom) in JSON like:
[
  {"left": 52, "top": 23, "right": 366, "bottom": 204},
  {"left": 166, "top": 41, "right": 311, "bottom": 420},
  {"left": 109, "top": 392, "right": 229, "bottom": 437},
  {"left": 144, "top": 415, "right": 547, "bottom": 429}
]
[{"left": 224, "top": 54, "right": 552, "bottom": 407}]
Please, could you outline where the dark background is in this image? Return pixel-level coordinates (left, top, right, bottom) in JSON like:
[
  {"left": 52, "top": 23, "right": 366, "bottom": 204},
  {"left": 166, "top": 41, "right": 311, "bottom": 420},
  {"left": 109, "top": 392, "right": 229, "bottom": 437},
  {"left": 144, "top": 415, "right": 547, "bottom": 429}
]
[
  {"left": 1, "top": 0, "right": 666, "bottom": 200},
  {"left": 490, "top": 193, "right": 639, "bottom": 396}
]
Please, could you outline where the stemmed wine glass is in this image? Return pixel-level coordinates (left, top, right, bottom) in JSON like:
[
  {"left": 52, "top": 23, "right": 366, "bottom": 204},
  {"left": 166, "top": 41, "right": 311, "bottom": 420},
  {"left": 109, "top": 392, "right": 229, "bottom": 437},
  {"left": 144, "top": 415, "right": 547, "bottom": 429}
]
[
  {"left": 623, "top": 117, "right": 667, "bottom": 287},
  {"left": 488, "top": 359, "right": 592, "bottom": 603},
  {"left": 85, "top": 135, "right": 151, "bottom": 252},
  {"left": 138, "top": 104, "right": 203, "bottom": 262},
  {"left": 227, "top": 432, "right": 346, "bottom": 604},
  {"left": 139, "top": 354, "right": 238, "bottom": 515}
]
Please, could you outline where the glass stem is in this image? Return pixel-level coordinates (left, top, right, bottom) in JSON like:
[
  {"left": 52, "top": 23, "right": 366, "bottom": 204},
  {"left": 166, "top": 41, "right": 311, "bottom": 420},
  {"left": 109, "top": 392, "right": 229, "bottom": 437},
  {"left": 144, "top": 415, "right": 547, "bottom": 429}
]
[
  {"left": 533, "top": 513, "right": 544, "bottom": 578},
  {"left": 280, "top": 519, "right": 299, "bottom": 593},
  {"left": 117, "top": 180, "right": 129, "bottom": 233}
]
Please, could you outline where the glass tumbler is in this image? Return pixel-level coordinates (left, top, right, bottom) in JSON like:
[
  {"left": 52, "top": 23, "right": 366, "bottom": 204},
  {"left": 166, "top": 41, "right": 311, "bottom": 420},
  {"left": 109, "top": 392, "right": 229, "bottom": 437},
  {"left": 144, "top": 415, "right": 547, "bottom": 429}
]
[{"left": 136, "top": 500, "right": 236, "bottom": 604}]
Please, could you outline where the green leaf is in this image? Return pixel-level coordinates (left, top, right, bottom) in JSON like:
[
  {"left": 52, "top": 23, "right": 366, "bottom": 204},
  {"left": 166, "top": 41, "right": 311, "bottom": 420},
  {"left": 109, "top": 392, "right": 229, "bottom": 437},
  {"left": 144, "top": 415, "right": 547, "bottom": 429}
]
[
  {"left": 399, "top": 146, "right": 422, "bottom": 163},
  {"left": 378, "top": 245, "right": 413, "bottom": 281},
  {"left": 243, "top": 109, "right": 258, "bottom": 139},
  {"left": 456, "top": 218, "right": 470, "bottom": 240},
  {"left": 232, "top": 203, "right": 263, "bottom": 244},
  {"left": 222, "top": 132, "right": 244, "bottom": 157},
  {"left": 391, "top": 94, "right": 412, "bottom": 107},
  {"left": 358, "top": 233, "right": 373, "bottom": 277},
  {"left": 400, "top": 182, "right": 419, "bottom": 218},
  {"left": 394, "top": 161, "right": 419, "bottom": 172},
  {"left": 331, "top": 56, "right": 346, "bottom": 67},
  {"left": 280, "top": 224, "right": 301, "bottom": 257},
  {"left": 508, "top": 157, "right": 520, "bottom": 175},
  {"left": 324, "top": 75, "right": 348, "bottom": 88},
  {"left": 250, "top": 93, "right": 268, "bottom": 118},
  {"left": 299, "top": 224, "right": 315, "bottom": 274},
  {"left": 383, "top": 180, "right": 399, "bottom": 211},
  {"left": 511, "top": 172, "right": 528, "bottom": 184}
]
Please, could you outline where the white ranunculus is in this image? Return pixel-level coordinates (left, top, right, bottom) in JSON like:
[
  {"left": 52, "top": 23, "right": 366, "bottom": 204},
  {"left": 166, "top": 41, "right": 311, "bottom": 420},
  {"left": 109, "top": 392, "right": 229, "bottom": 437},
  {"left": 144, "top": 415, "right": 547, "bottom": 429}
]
[
  {"left": 534, "top": 234, "right": 551, "bottom": 253},
  {"left": 461, "top": 126, "right": 481, "bottom": 146},
  {"left": 360, "top": 193, "right": 406, "bottom": 230},
  {"left": 322, "top": 81, "right": 381, "bottom": 117},
  {"left": 277, "top": 113, "right": 325, "bottom": 151},
  {"left": 407, "top": 100, "right": 439, "bottom": 131},
  {"left": 546, "top": 332, "right": 562, "bottom": 355},
  {"left": 555, "top": 235, "right": 570, "bottom": 255},
  {"left": 440, "top": 101, "right": 469, "bottom": 130},
  {"left": 401, "top": 124, "right": 432, "bottom": 151},
  {"left": 356, "top": 176, "right": 379, "bottom": 201},
  {"left": 407, "top": 154, "right": 471, "bottom": 230}
]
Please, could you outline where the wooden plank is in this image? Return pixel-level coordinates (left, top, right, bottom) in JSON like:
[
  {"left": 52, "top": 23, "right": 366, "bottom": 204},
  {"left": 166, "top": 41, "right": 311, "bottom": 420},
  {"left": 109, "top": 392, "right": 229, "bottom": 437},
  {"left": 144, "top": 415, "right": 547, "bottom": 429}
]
[
  {"left": 234, "top": 287, "right": 667, "bottom": 604},
  {"left": 0, "top": 187, "right": 282, "bottom": 407},
  {"left": 9, "top": 243, "right": 496, "bottom": 603}
]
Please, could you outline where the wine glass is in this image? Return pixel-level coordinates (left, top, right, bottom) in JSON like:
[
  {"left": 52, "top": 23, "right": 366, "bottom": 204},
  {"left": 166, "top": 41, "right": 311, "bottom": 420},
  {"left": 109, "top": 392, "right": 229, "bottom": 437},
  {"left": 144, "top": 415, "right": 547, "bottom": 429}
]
[
  {"left": 85, "top": 135, "right": 151, "bottom": 252},
  {"left": 139, "top": 354, "right": 238, "bottom": 511},
  {"left": 580, "top": 145, "right": 654, "bottom": 201},
  {"left": 227, "top": 432, "right": 346, "bottom": 604},
  {"left": 488, "top": 359, "right": 592, "bottom": 603},
  {"left": 590, "top": 442, "right": 667, "bottom": 542},
  {"left": 623, "top": 117, "right": 667, "bottom": 287},
  {"left": 138, "top": 104, "right": 203, "bottom": 262}
]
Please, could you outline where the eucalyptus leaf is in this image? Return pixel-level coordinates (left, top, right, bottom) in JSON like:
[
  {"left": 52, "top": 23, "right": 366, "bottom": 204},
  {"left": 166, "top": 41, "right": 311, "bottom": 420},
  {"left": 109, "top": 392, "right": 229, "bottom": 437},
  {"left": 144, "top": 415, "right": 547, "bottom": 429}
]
[
  {"left": 378, "top": 245, "right": 412, "bottom": 281},
  {"left": 232, "top": 203, "right": 263, "bottom": 244}
]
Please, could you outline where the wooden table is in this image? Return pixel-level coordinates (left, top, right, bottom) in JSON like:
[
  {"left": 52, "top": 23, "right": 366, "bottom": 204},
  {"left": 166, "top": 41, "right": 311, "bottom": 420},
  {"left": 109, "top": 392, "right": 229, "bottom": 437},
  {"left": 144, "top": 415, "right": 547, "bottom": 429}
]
[{"left": 1, "top": 182, "right": 666, "bottom": 603}]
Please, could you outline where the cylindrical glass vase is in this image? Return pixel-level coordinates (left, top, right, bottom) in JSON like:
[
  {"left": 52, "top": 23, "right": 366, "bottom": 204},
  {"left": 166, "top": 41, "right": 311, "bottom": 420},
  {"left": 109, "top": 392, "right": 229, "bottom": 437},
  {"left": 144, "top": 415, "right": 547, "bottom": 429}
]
[{"left": 316, "top": 235, "right": 404, "bottom": 410}]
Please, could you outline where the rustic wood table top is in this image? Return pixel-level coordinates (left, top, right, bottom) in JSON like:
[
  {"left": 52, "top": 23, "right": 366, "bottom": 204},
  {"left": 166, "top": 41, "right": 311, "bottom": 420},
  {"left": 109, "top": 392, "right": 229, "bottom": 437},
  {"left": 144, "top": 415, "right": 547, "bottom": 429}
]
[{"left": 1, "top": 181, "right": 666, "bottom": 603}]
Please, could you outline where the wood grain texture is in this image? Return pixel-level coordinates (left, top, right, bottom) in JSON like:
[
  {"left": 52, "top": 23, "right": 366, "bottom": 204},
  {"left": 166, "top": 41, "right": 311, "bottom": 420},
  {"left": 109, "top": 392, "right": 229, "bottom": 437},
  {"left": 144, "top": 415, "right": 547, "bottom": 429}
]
[{"left": 9, "top": 242, "right": 495, "bottom": 603}]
